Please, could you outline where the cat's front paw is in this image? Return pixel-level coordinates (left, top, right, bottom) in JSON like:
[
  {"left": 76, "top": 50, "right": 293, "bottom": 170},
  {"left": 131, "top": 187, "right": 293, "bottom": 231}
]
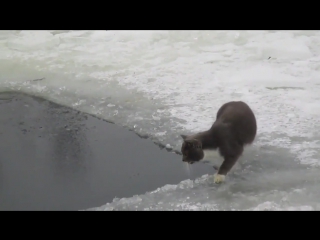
[{"left": 213, "top": 174, "right": 225, "bottom": 184}]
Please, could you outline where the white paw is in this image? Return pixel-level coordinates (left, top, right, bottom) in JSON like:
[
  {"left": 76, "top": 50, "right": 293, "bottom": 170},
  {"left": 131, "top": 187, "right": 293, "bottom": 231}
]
[{"left": 213, "top": 174, "right": 225, "bottom": 184}]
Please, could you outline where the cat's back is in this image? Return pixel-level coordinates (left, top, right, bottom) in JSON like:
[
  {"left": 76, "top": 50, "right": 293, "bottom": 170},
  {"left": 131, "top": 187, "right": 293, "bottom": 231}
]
[
  {"left": 214, "top": 101, "right": 257, "bottom": 144},
  {"left": 216, "top": 101, "right": 255, "bottom": 121}
]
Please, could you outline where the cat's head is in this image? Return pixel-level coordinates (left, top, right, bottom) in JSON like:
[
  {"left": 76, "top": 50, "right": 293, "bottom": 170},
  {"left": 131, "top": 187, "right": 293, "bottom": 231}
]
[{"left": 180, "top": 134, "right": 204, "bottom": 164}]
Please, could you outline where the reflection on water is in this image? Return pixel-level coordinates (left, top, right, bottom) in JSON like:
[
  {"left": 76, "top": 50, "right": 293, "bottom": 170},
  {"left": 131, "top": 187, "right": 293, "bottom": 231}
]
[{"left": 45, "top": 102, "right": 89, "bottom": 178}]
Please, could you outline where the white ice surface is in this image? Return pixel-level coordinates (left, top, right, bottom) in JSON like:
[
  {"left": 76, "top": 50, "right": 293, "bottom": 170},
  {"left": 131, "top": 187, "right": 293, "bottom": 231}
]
[{"left": 1, "top": 30, "right": 320, "bottom": 210}]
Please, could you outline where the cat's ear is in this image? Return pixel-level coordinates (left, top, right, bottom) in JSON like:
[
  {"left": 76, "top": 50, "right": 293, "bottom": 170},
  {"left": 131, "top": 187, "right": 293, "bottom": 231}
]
[
  {"left": 185, "top": 139, "right": 202, "bottom": 148},
  {"left": 194, "top": 139, "right": 202, "bottom": 149},
  {"left": 181, "top": 134, "right": 188, "bottom": 140},
  {"left": 184, "top": 138, "right": 202, "bottom": 149}
]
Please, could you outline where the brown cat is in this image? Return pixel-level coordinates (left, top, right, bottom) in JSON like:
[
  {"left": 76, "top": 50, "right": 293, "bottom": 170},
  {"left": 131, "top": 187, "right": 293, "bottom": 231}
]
[{"left": 180, "top": 101, "right": 257, "bottom": 184}]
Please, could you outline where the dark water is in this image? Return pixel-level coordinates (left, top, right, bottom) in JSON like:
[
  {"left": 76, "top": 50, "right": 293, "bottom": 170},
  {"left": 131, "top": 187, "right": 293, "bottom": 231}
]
[{"left": 0, "top": 92, "right": 211, "bottom": 210}]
